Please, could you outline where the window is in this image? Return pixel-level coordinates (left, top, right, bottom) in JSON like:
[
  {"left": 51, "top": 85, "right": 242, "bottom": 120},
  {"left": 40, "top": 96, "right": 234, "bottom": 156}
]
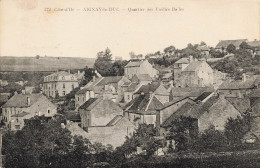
[
  {"left": 78, "top": 97, "right": 80, "bottom": 101},
  {"left": 72, "top": 84, "right": 74, "bottom": 89},
  {"left": 16, "top": 119, "right": 19, "bottom": 122},
  {"left": 83, "top": 97, "right": 85, "bottom": 101},
  {"left": 48, "top": 109, "right": 50, "bottom": 114},
  {"left": 63, "top": 91, "right": 66, "bottom": 96},
  {"left": 63, "top": 83, "right": 65, "bottom": 88},
  {"left": 127, "top": 95, "right": 130, "bottom": 100}
]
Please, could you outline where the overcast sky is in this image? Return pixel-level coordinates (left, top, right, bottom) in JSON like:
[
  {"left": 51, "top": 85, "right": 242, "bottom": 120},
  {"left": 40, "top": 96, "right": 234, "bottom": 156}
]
[{"left": 0, "top": 0, "right": 259, "bottom": 59}]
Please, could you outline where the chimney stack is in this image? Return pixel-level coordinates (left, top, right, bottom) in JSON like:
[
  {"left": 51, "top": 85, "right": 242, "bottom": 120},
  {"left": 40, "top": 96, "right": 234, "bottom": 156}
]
[
  {"left": 189, "top": 55, "right": 193, "bottom": 63},
  {"left": 27, "top": 97, "right": 30, "bottom": 106},
  {"left": 242, "top": 73, "right": 247, "bottom": 82}
]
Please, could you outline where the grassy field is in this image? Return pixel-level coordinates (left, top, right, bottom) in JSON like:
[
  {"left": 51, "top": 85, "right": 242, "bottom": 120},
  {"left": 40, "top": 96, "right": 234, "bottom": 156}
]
[{"left": 0, "top": 56, "right": 95, "bottom": 71}]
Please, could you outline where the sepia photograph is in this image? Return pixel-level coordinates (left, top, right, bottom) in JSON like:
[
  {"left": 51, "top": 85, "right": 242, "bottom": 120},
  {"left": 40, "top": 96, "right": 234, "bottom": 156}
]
[{"left": 0, "top": 0, "right": 259, "bottom": 167}]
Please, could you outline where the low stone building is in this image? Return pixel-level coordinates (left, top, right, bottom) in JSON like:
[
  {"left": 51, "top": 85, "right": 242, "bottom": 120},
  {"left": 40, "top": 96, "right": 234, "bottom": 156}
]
[
  {"left": 124, "top": 59, "right": 159, "bottom": 79},
  {"left": 159, "top": 95, "right": 242, "bottom": 136},
  {"left": 215, "top": 39, "right": 248, "bottom": 52},
  {"left": 218, "top": 75, "right": 260, "bottom": 98},
  {"left": 67, "top": 116, "right": 136, "bottom": 148},
  {"left": 1, "top": 93, "right": 57, "bottom": 130},
  {"left": 79, "top": 97, "right": 123, "bottom": 128},
  {"left": 75, "top": 76, "right": 130, "bottom": 109}
]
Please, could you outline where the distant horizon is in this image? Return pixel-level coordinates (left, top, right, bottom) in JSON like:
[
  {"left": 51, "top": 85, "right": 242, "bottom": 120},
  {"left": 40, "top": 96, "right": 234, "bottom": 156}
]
[{"left": 0, "top": 0, "right": 259, "bottom": 59}]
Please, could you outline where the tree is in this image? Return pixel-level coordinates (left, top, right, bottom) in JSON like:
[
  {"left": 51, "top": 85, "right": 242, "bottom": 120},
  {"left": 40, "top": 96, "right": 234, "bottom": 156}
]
[
  {"left": 224, "top": 115, "right": 252, "bottom": 148},
  {"left": 94, "top": 48, "right": 113, "bottom": 76},
  {"left": 167, "top": 116, "right": 198, "bottom": 151},
  {"left": 200, "top": 41, "right": 206, "bottom": 46},
  {"left": 35, "top": 55, "right": 40, "bottom": 59},
  {"left": 2, "top": 116, "right": 95, "bottom": 168},
  {"left": 239, "top": 42, "right": 250, "bottom": 50},
  {"left": 81, "top": 66, "right": 95, "bottom": 86},
  {"left": 164, "top": 45, "right": 176, "bottom": 55},
  {"left": 227, "top": 44, "right": 236, "bottom": 54},
  {"left": 111, "top": 60, "right": 128, "bottom": 76}
]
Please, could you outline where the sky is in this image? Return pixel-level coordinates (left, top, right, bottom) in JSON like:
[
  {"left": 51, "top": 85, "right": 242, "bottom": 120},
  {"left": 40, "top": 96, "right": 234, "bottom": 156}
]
[{"left": 0, "top": 0, "right": 259, "bottom": 59}]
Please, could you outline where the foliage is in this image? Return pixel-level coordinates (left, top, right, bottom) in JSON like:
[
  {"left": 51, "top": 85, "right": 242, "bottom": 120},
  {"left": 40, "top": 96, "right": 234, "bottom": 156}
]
[
  {"left": 0, "top": 82, "right": 23, "bottom": 94},
  {"left": 224, "top": 115, "right": 252, "bottom": 148},
  {"left": 167, "top": 116, "right": 198, "bottom": 151},
  {"left": 80, "top": 66, "right": 95, "bottom": 86},
  {"left": 3, "top": 116, "right": 90, "bottom": 168},
  {"left": 226, "top": 44, "right": 236, "bottom": 54},
  {"left": 164, "top": 45, "right": 176, "bottom": 55},
  {"left": 209, "top": 48, "right": 225, "bottom": 58}
]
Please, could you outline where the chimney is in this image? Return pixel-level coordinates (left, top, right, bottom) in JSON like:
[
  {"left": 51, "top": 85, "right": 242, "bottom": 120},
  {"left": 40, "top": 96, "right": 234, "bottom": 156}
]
[
  {"left": 78, "top": 70, "right": 80, "bottom": 75},
  {"left": 27, "top": 97, "right": 30, "bottom": 106},
  {"left": 242, "top": 73, "right": 247, "bottom": 82},
  {"left": 189, "top": 55, "right": 193, "bottom": 63}
]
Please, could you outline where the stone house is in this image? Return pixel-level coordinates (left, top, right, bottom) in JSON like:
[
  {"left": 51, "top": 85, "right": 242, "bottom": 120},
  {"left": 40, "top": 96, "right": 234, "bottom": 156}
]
[
  {"left": 42, "top": 71, "right": 79, "bottom": 98},
  {"left": 75, "top": 76, "right": 130, "bottom": 109},
  {"left": 218, "top": 75, "right": 260, "bottom": 98},
  {"left": 159, "top": 95, "right": 242, "bottom": 136},
  {"left": 79, "top": 97, "right": 123, "bottom": 128},
  {"left": 123, "top": 93, "right": 164, "bottom": 126},
  {"left": 215, "top": 39, "right": 248, "bottom": 52},
  {"left": 170, "top": 86, "right": 214, "bottom": 101},
  {"left": 123, "top": 83, "right": 142, "bottom": 103},
  {"left": 67, "top": 116, "right": 136, "bottom": 147},
  {"left": 1, "top": 93, "right": 57, "bottom": 130},
  {"left": 173, "top": 57, "right": 191, "bottom": 86},
  {"left": 124, "top": 59, "right": 159, "bottom": 79},
  {"left": 131, "top": 74, "right": 153, "bottom": 85},
  {"left": 155, "top": 97, "right": 195, "bottom": 135},
  {"left": 178, "top": 60, "right": 214, "bottom": 88}
]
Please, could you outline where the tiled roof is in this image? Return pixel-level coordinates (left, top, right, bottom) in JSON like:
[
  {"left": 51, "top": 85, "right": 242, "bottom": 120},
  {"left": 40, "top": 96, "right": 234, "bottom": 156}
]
[
  {"left": 171, "top": 87, "right": 214, "bottom": 98},
  {"left": 175, "top": 58, "right": 189, "bottom": 64},
  {"left": 182, "top": 61, "right": 205, "bottom": 72},
  {"left": 225, "top": 97, "right": 251, "bottom": 114},
  {"left": 11, "top": 112, "right": 30, "bottom": 117},
  {"left": 125, "top": 83, "right": 140, "bottom": 92},
  {"left": 133, "top": 74, "right": 153, "bottom": 81},
  {"left": 125, "top": 60, "right": 143, "bottom": 67},
  {"left": 135, "top": 82, "right": 161, "bottom": 94},
  {"left": 251, "top": 98, "right": 260, "bottom": 116},
  {"left": 106, "top": 115, "right": 123, "bottom": 126},
  {"left": 2, "top": 93, "right": 43, "bottom": 108},
  {"left": 79, "top": 98, "right": 100, "bottom": 110},
  {"left": 250, "top": 89, "right": 260, "bottom": 98},
  {"left": 161, "top": 96, "right": 220, "bottom": 128},
  {"left": 96, "top": 76, "right": 124, "bottom": 86},
  {"left": 65, "top": 111, "right": 81, "bottom": 121},
  {"left": 194, "top": 92, "right": 213, "bottom": 102},
  {"left": 215, "top": 39, "right": 247, "bottom": 48},
  {"left": 47, "top": 71, "right": 71, "bottom": 77},
  {"left": 197, "top": 45, "right": 210, "bottom": 51},
  {"left": 125, "top": 94, "right": 163, "bottom": 114},
  {"left": 157, "top": 97, "right": 194, "bottom": 110},
  {"left": 218, "top": 77, "right": 259, "bottom": 90},
  {"left": 248, "top": 40, "right": 260, "bottom": 48}
]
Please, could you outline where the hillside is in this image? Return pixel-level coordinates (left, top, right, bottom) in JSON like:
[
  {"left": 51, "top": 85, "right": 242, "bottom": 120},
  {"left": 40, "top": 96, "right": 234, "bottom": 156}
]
[{"left": 0, "top": 56, "right": 95, "bottom": 71}]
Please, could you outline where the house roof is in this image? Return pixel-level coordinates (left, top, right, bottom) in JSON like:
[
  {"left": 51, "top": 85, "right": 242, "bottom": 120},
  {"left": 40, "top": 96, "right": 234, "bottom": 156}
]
[
  {"left": 135, "top": 82, "right": 161, "bottom": 94},
  {"left": 124, "top": 94, "right": 163, "bottom": 114},
  {"left": 161, "top": 96, "right": 220, "bottom": 128},
  {"left": 194, "top": 92, "right": 213, "bottom": 102},
  {"left": 182, "top": 61, "right": 206, "bottom": 72},
  {"left": 125, "top": 83, "right": 140, "bottom": 92},
  {"left": 175, "top": 57, "right": 190, "bottom": 64},
  {"left": 125, "top": 60, "right": 144, "bottom": 67},
  {"left": 249, "top": 89, "right": 260, "bottom": 98},
  {"left": 47, "top": 71, "right": 71, "bottom": 77},
  {"left": 65, "top": 111, "right": 81, "bottom": 121},
  {"left": 225, "top": 97, "right": 251, "bottom": 114},
  {"left": 251, "top": 98, "right": 260, "bottom": 116},
  {"left": 96, "top": 76, "right": 125, "bottom": 86},
  {"left": 218, "top": 77, "right": 259, "bottom": 90},
  {"left": 171, "top": 87, "right": 214, "bottom": 98},
  {"left": 197, "top": 45, "right": 210, "bottom": 51},
  {"left": 11, "top": 112, "right": 30, "bottom": 117},
  {"left": 79, "top": 98, "right": 100, "bottom": 110},
  {"left": 216, "top": 39, "right": 247, "bottom": 48},
  {"left": 2, "top": 93, "right": 43, "bottom": 108},
  {"left": 106, "top": 115, "right": 123, "bottom": 126},
  {"left": 133, "top": 74, "right": 153, "bottom": 81},
  {"left": 157, "top": 97, "right": 194, "bottom": 110},
  {"left": 248, "top": 40, "right": 260, "bottom": 48}
]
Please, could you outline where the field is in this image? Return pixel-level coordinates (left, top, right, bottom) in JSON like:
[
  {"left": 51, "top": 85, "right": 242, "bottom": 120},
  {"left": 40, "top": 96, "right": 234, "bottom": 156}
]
[{"left": 0, "top": 56, "right": 95, "bottom": 71}]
